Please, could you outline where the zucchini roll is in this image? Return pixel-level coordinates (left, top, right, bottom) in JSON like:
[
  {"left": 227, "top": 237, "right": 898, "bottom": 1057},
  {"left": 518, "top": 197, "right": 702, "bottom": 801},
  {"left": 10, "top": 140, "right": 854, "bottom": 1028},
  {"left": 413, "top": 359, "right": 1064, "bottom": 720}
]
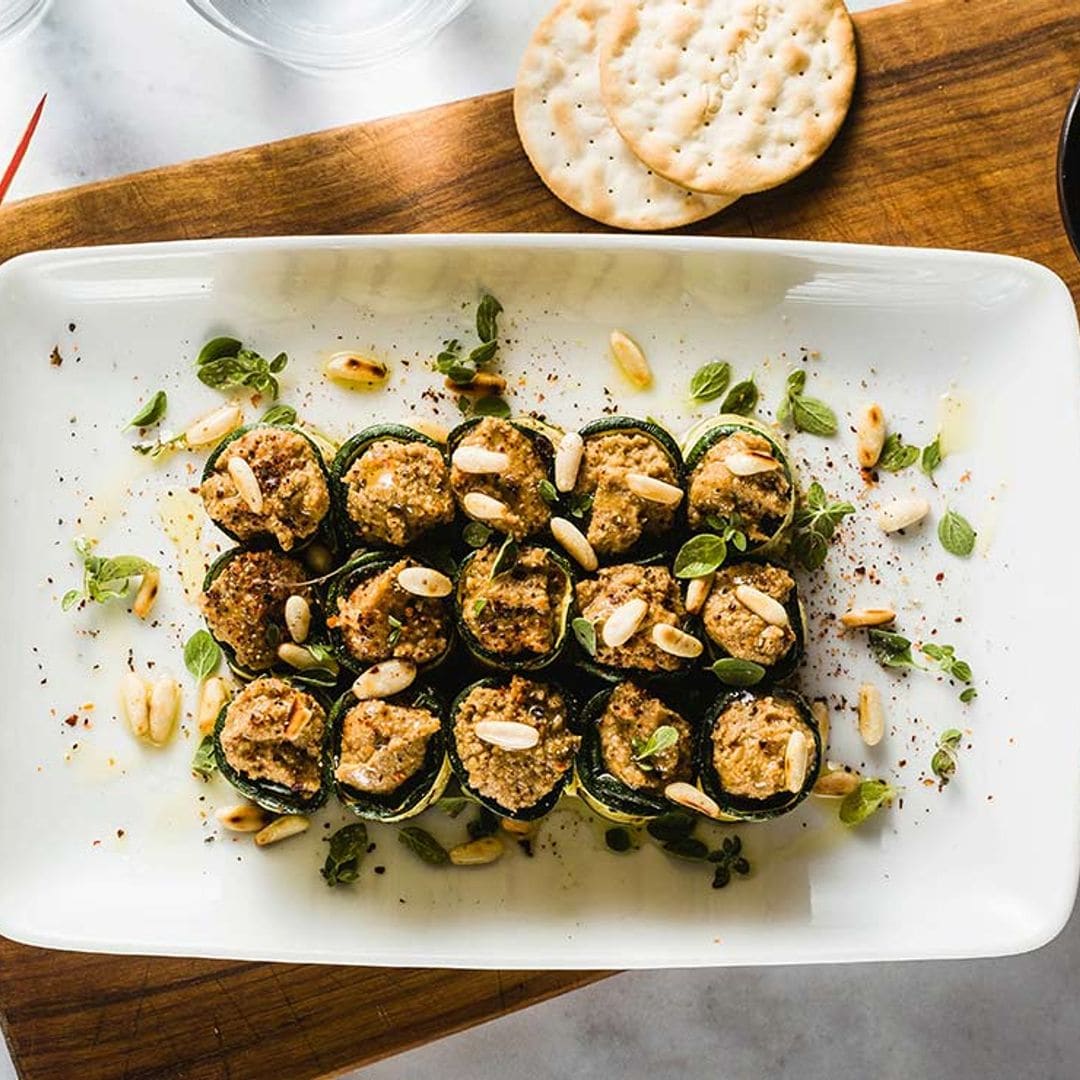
[
  {"left": 696, "top": 687, "right": 821, "bottom": 821},
  {"left": 200, "top": 424, "right": 331, "bottom": 551},
  {"left": 325, "top": 552, "right": 454, "bottom": 676},
  {"left": 697, "top": 561, "right": 805, "bottom": 682},
  {"left": 448, "top": 417, "right": 556, "bottom": 541},
  {"left": 575, "top": 682, "right": 695, "bottom": 824},
  {"left": 200, "top": 546, "right": 318, "bottom": 680},
  {"left": 330, "top": 684, "right": 450, "bottom": 822},
  {"left": 213, "top": 676, "right": 331, "bottom": 814},
  {"left": 570, "top": 417, "right": 685, "bottom": 562},
  {"left": 446, "top": 675, "right": 580, "bottom": 821},
  {"left": 682, "top": 415, "right": 795, "bottom": 555},
  {"left": 574, "top": 562, "right": 699, "bottom": 681},
  {"left": 331, "top": 423, "right": 454, "bottom": 549},
  {"left": 455, "top": 543, "right": 575, "bottom": 673}
]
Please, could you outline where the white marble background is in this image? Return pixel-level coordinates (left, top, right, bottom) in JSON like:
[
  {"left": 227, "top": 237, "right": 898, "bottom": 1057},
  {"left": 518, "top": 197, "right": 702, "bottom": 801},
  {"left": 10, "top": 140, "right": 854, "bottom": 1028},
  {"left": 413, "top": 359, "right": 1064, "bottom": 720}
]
[{"left": 2, "top": 1, "right": 1078, "bottom": 1078}]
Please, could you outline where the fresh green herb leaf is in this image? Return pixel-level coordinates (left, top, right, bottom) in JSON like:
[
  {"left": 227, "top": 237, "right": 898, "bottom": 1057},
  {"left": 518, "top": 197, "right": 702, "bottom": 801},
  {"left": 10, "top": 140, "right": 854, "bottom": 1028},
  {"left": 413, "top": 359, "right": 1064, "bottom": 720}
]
[
  {"left": 470, "top": 395, "right": 511, "bottom": 419},
  {"left": 867, "top": 629, "right": 920, "bottom": 670},
  {"left": 839, "top": 779, "right": 898, "bottom": 825},
  {"left": 63, "top": 537, "right": 158, "bottom": 610},
  {"left": 261, "top": 403, "right": 297, "bottom": 426},
  {"left": 132, "top": 432, "right": 186, "bottom": 460},
  {"left": 645, "top": 812, "right": 696, "bottom": 844},
  {"left": 321, "top": 823, "right": 368, "bottom": 886},
  {"left": 785, "top": 369, "right": 807, "bottom": 396},
  {"left": 184, "top": 629, "right": 221, "bottom": 681},
  {"left": 435, "top": 340, "right": 476, "bottom": 385},
  {"left": 398, "top": 826, "right": 450, "bottom": 866},
  {"left": 468, "top": 339, "right": 498, "bottom": 367},
  {"left": 125, "top": 390, "right": 167, "bottom": 430},
  {"left": 472, "top": 597, "right": 488, "bottom": 618},
  {"left": 939, "top": 728, "right": 963, "bottom": 750},
  {"left": 538, "top": 478, "right": 559, "bottom": 506},
  {"left": 921, "top": 435, "right": 944, "bottom": 477},
  {"left": 938, "top": 509, "right": 976, "bottom": 557},
  {"left": 197, "top": 336, "right": 243, "bottom": 366},
  {"left": 720, "top": 378, "right": 759, "bottom": 416},
  {"left": 436, "top": 796, "right": 470, "bottom": 818},
  {"left": 791, "top": 482, "right": 855, "bottom": 570},
  {"left": 778, "top": 369, "right": 836, "bottom": 436},
  {"left": 959, "top": 686, "right": 978, "bottom": 703},
  {"left": 604, "top": 827, "right": 633, "bottom": 853},
  {"left": 673, "top": 533, "right": 727, "bottom": 578},
  {"left": 920, "top": 643, "right": 973, "bottom": 685},
  {"left": 196, "top": 337, "right": 288, "bottom": 400},
  {"left": 709, "top": 658, "right": 766, "bottom": 686},
  {"left": 467, "top": 806, "right": 500, "bottom": 840},
  {"left": 931, "top": 728, "right": 965, "bottom": 786},
  {"left": 630, "top": 725, "right": 679, "bottom": 768},
  {"left": 704, "top": 513, "right": 748, "bottom": 553},
  {"left": 662, "top": 837, "right": 710, "bottom": 861},
  {"left": 572, "top": 617, "right": 597, "bottom": 657},
  {"left": 463, "top": 521, "right": 493, "bottom": 548},
  {"left": 490, "top": 536, "right": 519, "bottom": 577},
  {"left": 567, "top": 491, "right": 594, "bottom": 519},
  {"left": 689, "top": 361, "right": 731, "bottom": 403},
  {"left": 191, "top": 734, "right": 218, "bottom": 779},
  {"left": 877, "top": 433, "right": 920, "bottom": 472},
  {"left": 476, "top": 293, "right": 503, "bottom": 344},
  {"left": 387, "top": 613, "right": 403, "bottom": 648}
]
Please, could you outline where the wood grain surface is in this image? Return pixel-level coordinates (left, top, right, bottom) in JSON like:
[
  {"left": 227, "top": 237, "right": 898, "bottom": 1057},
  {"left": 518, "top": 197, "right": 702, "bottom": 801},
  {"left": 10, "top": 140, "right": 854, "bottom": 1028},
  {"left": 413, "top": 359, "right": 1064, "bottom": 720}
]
[{"left": 1, "top": 0, "right": 1078, "bottom": 1077}]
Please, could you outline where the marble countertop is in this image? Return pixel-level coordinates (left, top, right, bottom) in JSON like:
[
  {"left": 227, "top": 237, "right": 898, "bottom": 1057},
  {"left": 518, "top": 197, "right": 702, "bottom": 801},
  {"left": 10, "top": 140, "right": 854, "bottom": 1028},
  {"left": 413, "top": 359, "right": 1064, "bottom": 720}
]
[{"left": 2, "top": 2, "right": 1078, "bottom": 1078}]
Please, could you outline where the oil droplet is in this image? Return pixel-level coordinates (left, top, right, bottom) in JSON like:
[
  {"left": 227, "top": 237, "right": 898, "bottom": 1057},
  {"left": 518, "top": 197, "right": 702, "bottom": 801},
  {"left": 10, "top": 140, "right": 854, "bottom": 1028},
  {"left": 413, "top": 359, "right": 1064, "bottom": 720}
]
[
  {"left": 937, "top": 389, "right": 971, "bottom": 455},
  {"left": 158, "top": 488, "right": 205, "bottom": 602}
]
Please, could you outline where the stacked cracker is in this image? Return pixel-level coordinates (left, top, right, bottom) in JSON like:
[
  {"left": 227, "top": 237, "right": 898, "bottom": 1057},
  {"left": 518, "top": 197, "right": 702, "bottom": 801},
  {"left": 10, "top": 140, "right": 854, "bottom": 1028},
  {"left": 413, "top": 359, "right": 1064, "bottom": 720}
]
[{"left": 514, "top": 0, "right": 857, "bottom": 231}]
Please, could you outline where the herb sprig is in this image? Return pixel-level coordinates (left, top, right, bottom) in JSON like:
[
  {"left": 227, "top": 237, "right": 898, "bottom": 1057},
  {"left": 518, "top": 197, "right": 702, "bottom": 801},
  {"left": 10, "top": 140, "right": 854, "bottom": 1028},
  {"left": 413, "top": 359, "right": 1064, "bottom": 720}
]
[
  {"left": 930, "top": 728, "right": 964, "bottom": 786},
  {"left": 877, "top": 433, "right": 919, "bottom": 473},
  {"left": 689, "top": 361, "right": 731, "bottom": 403},
  {"left": 938, "top": 509, "right": 976, "bottom": 557},
  {"left": 61, "top": 537, "right": 158, "bottom": 611},
  {"left": 630, "top": 725, "right": 679, "bottom": 770},
  {"left": 791, "top": 482, "right": 855, "bottom": 570},
  {"left": 839, "top": 779, "right": 898, "bottom": 825},
  {"left": 435, "top": 293, "right": 503, "bottom": 387},
  {"left": 125, "top": 390, "right": 167, "bottom": 430},
  {"left": 196, "top": 336, "right": 288, "bottom": 399},
  {"left": 321, "top": 823, "right": 368, "bottom": 887},
  {"left": 777, "top": 370, "right": 837, "bottom": 436},
  {"left": 720, "top": 378, "right": 759, "bottom": 416}
]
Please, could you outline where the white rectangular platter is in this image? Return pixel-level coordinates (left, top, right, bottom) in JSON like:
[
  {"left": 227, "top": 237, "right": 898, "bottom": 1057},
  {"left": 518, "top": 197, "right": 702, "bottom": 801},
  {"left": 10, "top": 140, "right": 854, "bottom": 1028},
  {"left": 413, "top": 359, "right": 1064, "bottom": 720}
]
[{"left": 0, "top": 234, "right": 1078, "bottom": 968}]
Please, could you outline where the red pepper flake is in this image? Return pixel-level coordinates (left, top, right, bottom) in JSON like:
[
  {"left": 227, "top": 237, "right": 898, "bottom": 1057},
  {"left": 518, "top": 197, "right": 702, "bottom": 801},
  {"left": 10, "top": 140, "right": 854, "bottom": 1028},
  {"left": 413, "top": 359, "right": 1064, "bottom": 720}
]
[
  {"left": 49, "top": 346, "right": 63, "bottom": 367},
  {"left": 935, "top": 572, "right": 945, "bottom": 582},
  {"left": 116, "top": 829, "right": 125, "bottom": 839},
  {"left": 63, "top": 714, "right": 78, "bottom": 726}
]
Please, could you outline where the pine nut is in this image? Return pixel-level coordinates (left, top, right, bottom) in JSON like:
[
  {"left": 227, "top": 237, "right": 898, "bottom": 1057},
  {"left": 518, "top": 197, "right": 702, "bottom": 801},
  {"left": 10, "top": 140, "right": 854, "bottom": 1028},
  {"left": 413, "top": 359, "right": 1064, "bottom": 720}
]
[
  {"left": 413, "top": 419, "right": 449, "bottom": 444},
  {"left": 254, "top": 814, "right": 310, "bottom": 847},
  {"left": 148, "top": 676, "right": 181, "bottom": 746},
  {"left": 227, "top": 455, "right": 264, "bottom": 514},
  {"left": 325, "top": 352, "right": 388, "bottom": 386},
  {"left": 651, "top": 623, "right": 703, "bottom": 658},
  {"left": 625, "top": 472, "right": 684, "bottom": 506},
  {"left": 877, "top": 497, "right": 930, "bottom": 533},
  {"left": 277, "top": 642, "right": 326, "bottom": 670},
  {"left": 184, "top": 404, "right": 243, "bottom": 448},
  {"left": 856, "top": 403, "right": 887, "bottom": 468},
  {"left": 303, "top": 542, "right": 334, "bottom": 575},
  {"left": 858, "top": 683, "right": 885, "bottom": 746},
  {"left": 446, "top": 371, "right": 506, "bottom": 396},
  {"left": 664, "top": 782, "right": 721, "bottom": 819},
  {"left": 474, "top": 719, "right": 540, "bottom": 751},
  {"left": 734, "top": 584, "right": 789, "bottom": 627},
  {"left": 555, "top": 431, "right": 584, "bottom": 492},
  {"left": 723, "top": 451, "right": 780, "bottom": 476},
  {"left": 197, "top": 675, "right": 231, "bottom": 735},
  {"left": 449, "top": 836, "right": 505, "bottom": 866},
  {"left": 601, "top": 597, "right": 648, "bottom": 648},
  {"left": 216, "top": 804, "right": 272, "bottom": 832},
  {"left": 550, "top": 516, "right": 598, "bottom": 571},
  {"left": 452, "top": 445, "right": 509, "bottom": 474},
  {"left": 810, "top": 697, "right": 830, "bottom": 749},
  {"left": 396, "top": 566, "right": 453, "bottom": 598},
  {"left": 685, "top": 572, "right": 714, "bottom": 615},
  {"left": 284, "top": 697, "right": 313, "bottom": 739},
  {"left": 353, "top": 658, "right": 416, "bottom": 700},
  {"left": 609, "top": 329, "right": 652, "bottom": 389},
  {"left": 501, "top": 818, "right": 535, "bottom": 837},
  {"left": 812, "top": 769, "right": 861, "bottom": 797},
  {"left": 119, "top": 671, "right": 150, "bottom": 739},
  {"left": 840, "top": 607, "right": 896, "bottom": 628},
  {"left": 462, "top": 491, "right": 509, "bottom": 522},
  {"left": 132, "top": 568, "right": 160, "bottom": 620},
  {"left": 784, "top": 730, "right": 810, "bottom": 793},
  {"left": 285, "top": 594, "right": 312, "bottom": 643}
]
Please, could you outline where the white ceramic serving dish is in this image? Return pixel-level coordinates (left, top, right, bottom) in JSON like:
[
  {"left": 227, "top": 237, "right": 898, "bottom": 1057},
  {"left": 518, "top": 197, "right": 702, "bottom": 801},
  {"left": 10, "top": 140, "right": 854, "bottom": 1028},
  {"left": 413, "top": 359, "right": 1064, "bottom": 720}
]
[{"left": 0, "top": 235, "right": 1077, "bottom": 968}]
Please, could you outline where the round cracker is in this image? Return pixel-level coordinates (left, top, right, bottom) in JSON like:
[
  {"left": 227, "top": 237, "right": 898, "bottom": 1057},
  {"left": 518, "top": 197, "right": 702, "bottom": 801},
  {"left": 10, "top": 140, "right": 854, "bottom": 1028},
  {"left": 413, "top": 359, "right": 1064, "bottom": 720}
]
[
  {"left": 513, "top": 0, "right": 736, "bottom": 231},
  {"left": 598, "top": 0, "right": 856, "bottom": 196}
]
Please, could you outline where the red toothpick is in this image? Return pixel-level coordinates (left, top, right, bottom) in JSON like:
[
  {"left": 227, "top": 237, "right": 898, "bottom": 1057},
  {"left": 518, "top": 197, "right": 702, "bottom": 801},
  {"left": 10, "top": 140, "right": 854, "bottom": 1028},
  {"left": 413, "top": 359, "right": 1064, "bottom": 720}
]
[{"left": 0, "top": 93, "right": 47, "bottom": 205}]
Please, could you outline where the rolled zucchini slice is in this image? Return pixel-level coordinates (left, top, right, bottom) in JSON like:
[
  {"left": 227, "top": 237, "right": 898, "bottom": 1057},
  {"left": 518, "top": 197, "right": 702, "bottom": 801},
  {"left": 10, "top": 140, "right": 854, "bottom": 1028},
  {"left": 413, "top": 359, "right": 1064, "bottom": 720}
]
[
  {"left": 681, "top": 414, "right": 796, "bottom": 556},
  {"left": 570, "top": 416, "right": 686, "bottom": 564},
  {"left": 454, "top": 542, "right": 575, "bottom": 673},
  {"left": 325, "top": 551, "right": 455, "bottom": 676},
  {"left": 200, "top": 423, "right": 332, "bottom": 551},
  {"left": 330, "top": 683, "right": 451, "bottom": 822},
  {"left": 695, "top": 560, "right": 806, "bottom": 684},
  {"left": 201, "top": 545, "right": 333, "bottom": 685},
  {"left": 213, "top": 675, "right": 332, "bottom": 814},
  {"left": 696, "top": 686, "right": 821, "bottom": 821},
  {"left": 330, "top": 423, "right": 455, "bottom": 550},
  {"left": 574, "top": 682, "right": 696, "bottom": 824},
  {"left": 447, "top": 416, "right": 556, "bottom": 541},
  {"left": 445, "top": 674, "right": 580, "bottom": 822}
]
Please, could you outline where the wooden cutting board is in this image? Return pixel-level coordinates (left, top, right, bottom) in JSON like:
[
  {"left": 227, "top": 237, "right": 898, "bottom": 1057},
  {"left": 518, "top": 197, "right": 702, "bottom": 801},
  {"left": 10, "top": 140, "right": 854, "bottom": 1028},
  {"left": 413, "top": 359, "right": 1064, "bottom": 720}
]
[{"left": 0, "top": 1, "right": 1077, "bottom": 1077}]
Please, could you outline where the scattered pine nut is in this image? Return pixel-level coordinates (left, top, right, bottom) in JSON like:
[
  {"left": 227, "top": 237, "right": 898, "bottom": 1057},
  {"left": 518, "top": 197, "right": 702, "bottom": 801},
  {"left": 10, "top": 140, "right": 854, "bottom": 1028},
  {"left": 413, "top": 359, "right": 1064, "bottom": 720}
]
[
  {"left": 396, "top": 566, "right": 453, "bottom": 598},
  {"left": 858, "top": 683, "right": 885, "bottom": 746},
  {"left": 550, "top": 516, "right": 598, "bottom": 571},
  {"left": 784, "top": 730, "right": 810, "bottom": 793},
  {"left": 227, "top": 455, "right": 264, "bottom": 514},
  {"left": 601, "top": 597, "right": 648, "bottom": 648},
  {"left": 277, "top": 642, "right": 325, "bottom": 670},
  {"left": 197, "top": 676, "right": 231, "bottom": 735},
  {"left": 132, "top": 568, "right": 160, "bottom": 620},
  {"left": 609, "top": 330, "right": 652, "bottom": 389},
  {"left": 685, "top": 572, "right": 714, "bottom": 615},
  {"left": 475, "top": 719, "right": 540, "bottom": 751},
  {"left": 119, "top": 671, "right": 151, "bottom": 739},
  {"left": 216, "top": 804, "right": 272, "bottom": 832},
  {"left": 812, "top": 769, "right": 861, "bottom": 798},
  {"left": 501, "top": 818, "right": 535, "bottom": 837},
  {"left": 625, "top": 472, "right": 683, "bottom": 506},
  {"left": 810, "top": 697, "right": 830, "bottom": 749},
  {"left": 254, "top": 814, "right": 310, "bottom": 847},
  {"left": 285, "top": 594, "right": 312, "bottom": 643},
  {"left": 734, "top": 584, "right": 789, "bottom": 627},
  {"left": 856, "top": 403, "right": 887, "bottom": 468},
  {"left": 353, "top": 659, "right": 417, "bottom": 700},
  {"left": 840, "top": 607, "right": 896, "bottom": 628},
  {"left": 723, "top": 451, "right": 780, "bottom": 476},
  {"left": 449, "top": 837, "right": 505, "bottom": 866},
  {"left": 664, "top": 782, "right": 721, "bottom": 819},
  {"left": 325, "top": 352, "right": 388, "bottom": 387},
  {"left": 877, "top": 497, "right": 930, "bottom": 533},
  {"left": 452, "top": 445, "right": 510, "bottom": 474},
  {"left": 446, "top": 371, "right": 506, "bottom": 396},
  {"left": 184, "top": 404, "right": 243, "bottom": 448},
  {"left": 555, "top": 431, "right": 584, "bottom": 492},
  {"left": 462, "top": 491, "right": 509, "bottom": 523},
  {"left": 651, "top": 623, "right": 703, "bottom": 658},
  {"left": 148, "top": 677, "right": 181, "bottom": 746}
]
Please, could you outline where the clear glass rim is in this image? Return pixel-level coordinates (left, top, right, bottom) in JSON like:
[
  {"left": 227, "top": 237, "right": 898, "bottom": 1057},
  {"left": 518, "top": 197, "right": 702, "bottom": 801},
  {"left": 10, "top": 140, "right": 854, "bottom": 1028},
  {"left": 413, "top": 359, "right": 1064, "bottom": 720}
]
[
  {"left": 0, "top": 0, "right": 51, "bottom": 46},
  {"left": 184, "top": 0, "right": 474, "bottom": 72}
]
